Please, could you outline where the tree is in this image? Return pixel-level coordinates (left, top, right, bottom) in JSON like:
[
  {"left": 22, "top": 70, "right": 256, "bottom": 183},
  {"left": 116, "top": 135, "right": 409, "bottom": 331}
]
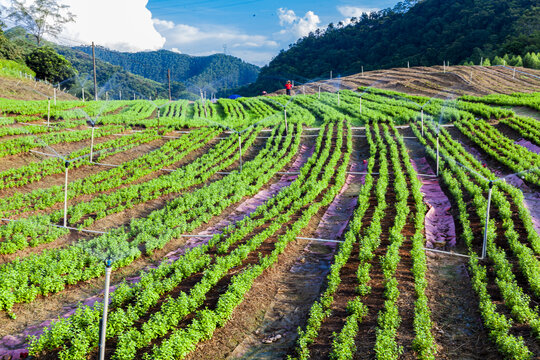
[
  {"left": 25, "top": 46, "right": 76, "bottom": 83},
  {"left": 9, "top": 0, "right": 75, "bottom": 46}
]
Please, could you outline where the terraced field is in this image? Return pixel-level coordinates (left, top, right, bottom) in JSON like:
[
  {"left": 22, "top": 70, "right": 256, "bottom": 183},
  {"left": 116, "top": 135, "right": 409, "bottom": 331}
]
[{"left": 0, "top": 86, "right": 539, "bottom": 360}]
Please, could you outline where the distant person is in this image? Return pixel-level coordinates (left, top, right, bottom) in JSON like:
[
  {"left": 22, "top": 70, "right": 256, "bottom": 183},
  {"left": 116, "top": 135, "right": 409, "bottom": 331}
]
[{"left": 285, "top": 80, "right": 292, "bottom": 96}]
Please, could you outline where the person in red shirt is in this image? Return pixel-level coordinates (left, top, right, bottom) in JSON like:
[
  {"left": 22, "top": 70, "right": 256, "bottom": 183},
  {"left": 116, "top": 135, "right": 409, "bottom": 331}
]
[{"left": 285, "top": 80, "right": 292, "bottom": 96}]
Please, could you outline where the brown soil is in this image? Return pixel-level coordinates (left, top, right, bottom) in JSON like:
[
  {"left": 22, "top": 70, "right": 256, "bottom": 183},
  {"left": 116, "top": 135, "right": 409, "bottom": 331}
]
[
  {"left": 0, "top": 76, "right": 77, "bottom": 101},
  {"left": 273, "top": 66, "right": 540, "bottom": 98}
]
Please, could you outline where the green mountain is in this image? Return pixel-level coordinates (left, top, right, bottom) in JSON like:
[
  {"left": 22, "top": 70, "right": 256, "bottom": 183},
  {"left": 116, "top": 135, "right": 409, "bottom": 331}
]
[
  {"left": 241, "top": 0, "right": 540, "bottom": 95},
  {"left": 73, "top": 46, "right": 260, "bottom": 94}
]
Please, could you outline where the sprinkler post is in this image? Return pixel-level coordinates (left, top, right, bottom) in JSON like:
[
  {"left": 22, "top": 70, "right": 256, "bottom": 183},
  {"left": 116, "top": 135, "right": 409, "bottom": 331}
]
[
  {"left": 90, "top": 123, "right": 95, "bottom": 162},
  {"left": 82, "top": 88, "right": 85, "bottom": 102},
  {"left": 436, "top": 134, "right": 440, "bottom": 176},
  {"left": 513, "top": 67, "right": 516, "bottom": 79},
  {"left": 337, "top": 91, "right": 340, "bottom": 106},
  {"left": 361, "top": 66, "right": 364, "bottom": 77},
  {"left": 284, "top": 108, "right": 288, "bottom": 135},
  {"left": 238, "top": 134, "right": 243, "bottom": 172},
  {"left": 157, "top": 108, "right": 160, "bottom": 127},
  {"left": 47, "top": 97, "right": 51, "bottom": 127},
  {"left": 359, "top": 96, "right": 362, "bottom": 114},
  {"left": 421, "top": 109, "right": 424, "bottom": 136},
  {"left": 318, "top": 85, "right": 321, "bottom": 99},
  {"left": 99, "top": 259, "right": 113, "bottom": 360},
  {"left": 63, "top": 161, "right": 69, "bottom": 227},
  {"left": 481, "top": 181, "right": 494, "bottom": 259},
  {"left": 54, "top": 87, "right": 57, "bottom": 105}
]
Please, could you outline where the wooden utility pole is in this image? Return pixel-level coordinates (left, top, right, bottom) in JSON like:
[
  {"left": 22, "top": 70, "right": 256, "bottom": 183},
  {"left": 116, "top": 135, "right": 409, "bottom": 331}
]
[
  {"left": 167, "top": 69, "right": 172, "bottom": 101},
  {"left": 92, "top": 42, "right": 98, "bottom": 101}
]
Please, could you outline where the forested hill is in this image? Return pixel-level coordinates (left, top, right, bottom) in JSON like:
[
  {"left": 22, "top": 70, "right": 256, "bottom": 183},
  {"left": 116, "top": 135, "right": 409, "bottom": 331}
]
[
  {"left": 73, "top": 46, "right": 260, "bottom": 93},
  {"left": 241, "top": 0, "right": 539, "bottom": 95}
]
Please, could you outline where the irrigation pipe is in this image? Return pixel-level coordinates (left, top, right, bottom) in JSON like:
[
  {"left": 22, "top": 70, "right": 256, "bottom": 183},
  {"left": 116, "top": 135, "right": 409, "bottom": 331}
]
[{"left": 423, "top": 247, "right": 471, "bottom": 259}]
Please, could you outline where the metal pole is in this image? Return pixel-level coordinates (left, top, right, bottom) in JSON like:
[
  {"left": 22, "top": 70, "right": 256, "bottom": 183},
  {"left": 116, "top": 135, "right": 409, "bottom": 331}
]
[
  {"left": 361, "top": 66, "right": 364, "bottom": 77},
  {"left": 82, "top": 88, "right": 85, "bottom": 102},
  {"left": 90, "top": 126, "right": 95, "bottom": 163},
  {"left": 480, "top": 57, "right": 483, "bottom": 66},
  {"left": 436, "top": 135, "right": 440, "bottom": 176},
  {"left": 168, "top": 69, "right": 172, "bottom": 101},
  {"left": 359, "top": 97, "right": 362, "bottom": 113},
  {"left": 302, "top": 85, "right": 305, "bottom": 95},
  {"left": 92, "top": 42, "right": 98, "bottom": 101},
  {"left": 481, "top": 181, "right": 494, "bottom": 259},
  {"left": 99, "top": 259, "right": 113, "bottom": 360},
  {"left": 105, "top": 91, "right": 108, "bottom": 101},
  {"left": 63, "top": 163, "right": 69, "bottom": 227},
  {"left": 47, "top": 98, "right": 51, "bottom": 127},
  {"left": 119, "top": 90, "right": 122, "bottom": 100},
  {"left": 330, "top": 70, "right": 332, "bottom": 79},
  {"left": 421, "top": 109, "right": 424, "bottom": 136},
  {"left": 238, "top": 134, "right": 242, "bottom": 172},
  {"left": 407, "top": 61, "right": 410, "bottom": 68},
  {"left": 318, "top": 86, "right": 321, "bottom": 99},
  {"left": 157, "top": 108, "right": 160, "bottom": 127},
  {"left": 513, "top": 68, "right": 516, "bottom": 79},
  {"left": 284, "top": 109, "right": 288, "bottom": 134},
  {"left": 54, "top": 88, "right": 57, "bottom": 105},
  {"left": 337, "top": 91, "right": 340, "bottom": 106}
]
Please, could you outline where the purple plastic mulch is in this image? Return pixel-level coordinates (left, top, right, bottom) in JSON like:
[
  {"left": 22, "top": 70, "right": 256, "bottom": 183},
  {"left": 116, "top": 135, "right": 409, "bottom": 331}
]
[
  {"left": 411, "top": 157, "right": 457, "bottom": 248},
  {"left": 515, "top": 139, "right": 540, "bottom": 154},
  {"left": 0, "top": 144, "right": 316, "bottom": 359}
]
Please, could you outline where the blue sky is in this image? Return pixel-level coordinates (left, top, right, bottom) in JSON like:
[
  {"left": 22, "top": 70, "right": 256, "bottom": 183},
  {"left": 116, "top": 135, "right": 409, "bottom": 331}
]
[{"left": 146, "top": 0, "right": 398, "bottom": 65}]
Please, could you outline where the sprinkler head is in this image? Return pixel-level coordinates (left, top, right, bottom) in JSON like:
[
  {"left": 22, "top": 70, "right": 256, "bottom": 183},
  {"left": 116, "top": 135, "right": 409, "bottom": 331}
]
[
  {"left": 65, "top": 160, "right": 70, "bottom": 168},
  {"left": 488, "top": 180, "right": 494, "bottom": 188},
  {"left": 105, "top": 258, "right": 112, "bottom": 268}
]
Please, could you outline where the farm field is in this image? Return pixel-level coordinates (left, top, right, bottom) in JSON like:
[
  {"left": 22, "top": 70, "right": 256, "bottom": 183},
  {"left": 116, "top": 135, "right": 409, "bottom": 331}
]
[{"left": 0, "top": 80, "right": 539, "bottom": 360}]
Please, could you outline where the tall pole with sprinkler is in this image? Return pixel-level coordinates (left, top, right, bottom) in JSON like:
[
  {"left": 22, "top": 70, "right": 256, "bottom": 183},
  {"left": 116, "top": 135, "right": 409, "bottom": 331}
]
[
  {"left": 238, "top": 134, "right": 243, "bottom": 172},
  {"left": 54, "top": 87, "right": 57, "bottom": 105},
  {"left": 330, "top": 70, "right": 332, "bottom": 80},
  {"left": 407, "top": 61, "right": 410, "bottom": 68},
  {"left": 47, "top": 97, "right": 51, "bottom": 127},
  {"left": 436, "top": 133, "right": 440, "bottom": 176},
  {"left": 513, "top": 68, "right": 516, "bottom": 79},
  {"left": 99, "top": 258, "right": 113, "bottom": 360},
  {"left": 167, "top": 69, "right": 172, "bottom": 101},
  {"left": 92, "top": 42, "right": 98, "bottom": 101},
  {"left": 481, "top": 181, "right": 494, "bottom": 259},
  {"left": 318, "top": 85, "right": 321, "bottom": 99},
  {"left": 90, "top": 122, "right": 96, "bottom": 163},
  {"left": 82, "top": 88, "right": 85, "bottom": 102},
  {"left": 480, "top": 57, "right": 483, "bottom": 66},
  {"left": 361, "top": 66, "right": 364, "bottom": 77},
  {"left": 157, "top": 108, "right": 160, "bottom": 127},
  {"left": 359, "top": 96, "right": 362, "bottom": 114},
  {"left": 337, "top": 91, "right": 340, "bottom": 106},
  {"left": 63, "top": 160, "right": 69, "bottom": 227},
  {"left": 421, "top": 109, "right": 424, "bottom": 136},
  {"left": 105, "top": 91, "right": 108, "bottom": 101},
  {"left": 119, "top": 90, "right": 122, "bottom": 100},
  {"left": 284, "top": 109, "right": 288, "bottom": 135}
]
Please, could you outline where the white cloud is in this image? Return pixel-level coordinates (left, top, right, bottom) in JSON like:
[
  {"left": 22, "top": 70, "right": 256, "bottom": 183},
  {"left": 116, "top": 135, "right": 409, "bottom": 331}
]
[
  {"left": 154, "top": 19, "right": 278, "bottom": 65},
  {"left": 59, "top": 0, "right": 165, "bottom": 51},
  {"left": 337, "top": 6, "right": 380, "bottom": 18},
  {"left": 277, "top": 8, "right": 321, "bottom": 38},
  {"left": 2, "top": 0, "right": 166, "bottom": 51}
]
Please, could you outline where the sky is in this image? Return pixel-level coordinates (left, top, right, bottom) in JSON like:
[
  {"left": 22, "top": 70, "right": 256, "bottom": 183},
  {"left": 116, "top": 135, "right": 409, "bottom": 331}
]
[{"left": 2, "top": 0, "right": 398, "bottom": 66}]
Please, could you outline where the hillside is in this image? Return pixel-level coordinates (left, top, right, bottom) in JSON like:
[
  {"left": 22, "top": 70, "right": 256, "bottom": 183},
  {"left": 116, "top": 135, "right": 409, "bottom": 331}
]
[
  {"left": 275, "top": 65, "right": 540, "bottom": 98},
  {"left": 73, "top": 46, "right": 260, "bottom": 93},
  {"left": 243, "top": 0, "right": 540, "bottom": 95}
]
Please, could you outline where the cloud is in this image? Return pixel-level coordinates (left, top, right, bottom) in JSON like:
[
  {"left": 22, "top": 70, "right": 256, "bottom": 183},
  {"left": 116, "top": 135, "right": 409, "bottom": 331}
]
[
  {"left": 2, "top": 0, "right": 165, "bottom": 51},
  {"left": 337, "top": 6, "right": 380, "bottom": 18},
  {"left": 277, "top": 8, "right": 321, "bottom": 38},
  {"left": 153, "top": 19, "right": 278, "bottom": 65}
]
